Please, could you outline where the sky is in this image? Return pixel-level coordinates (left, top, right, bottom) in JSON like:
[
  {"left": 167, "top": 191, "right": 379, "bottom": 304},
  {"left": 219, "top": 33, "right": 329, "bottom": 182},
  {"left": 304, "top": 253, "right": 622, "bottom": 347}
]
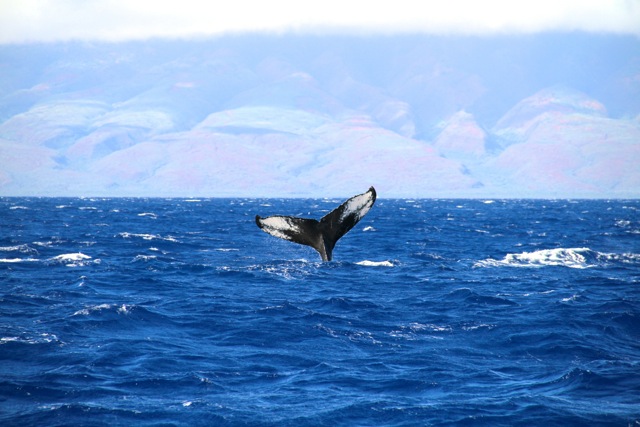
[{"left": 1, "top": 0, "right": 639, "bottom": 44}]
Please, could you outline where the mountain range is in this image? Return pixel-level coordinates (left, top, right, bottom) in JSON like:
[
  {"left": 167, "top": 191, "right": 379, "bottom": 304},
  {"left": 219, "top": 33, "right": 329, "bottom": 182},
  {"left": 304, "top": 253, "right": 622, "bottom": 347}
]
[{"left": 1, "top": 33, "right": 638, "bottom": 197}]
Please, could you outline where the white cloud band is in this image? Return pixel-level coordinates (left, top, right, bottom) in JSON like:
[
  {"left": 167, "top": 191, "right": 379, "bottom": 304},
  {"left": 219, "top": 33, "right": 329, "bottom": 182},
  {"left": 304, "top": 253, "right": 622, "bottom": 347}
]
[{"left": 1, "top": 0, "right": 639, "bottom": 43}]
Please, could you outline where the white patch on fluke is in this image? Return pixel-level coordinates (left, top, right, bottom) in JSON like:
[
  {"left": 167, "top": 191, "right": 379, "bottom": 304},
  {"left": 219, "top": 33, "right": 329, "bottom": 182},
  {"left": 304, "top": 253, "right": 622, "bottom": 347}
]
[
  {"left": 340, "top": 192, "right": 374, "bottom": 222},
  {"left": 259, "top": 217, "right": 300, "bottom": 241}
]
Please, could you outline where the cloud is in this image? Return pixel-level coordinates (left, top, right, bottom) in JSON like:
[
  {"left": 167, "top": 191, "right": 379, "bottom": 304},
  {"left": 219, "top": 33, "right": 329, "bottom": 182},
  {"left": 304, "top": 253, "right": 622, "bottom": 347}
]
[{"left": 1, "top": 0, "right": 639, "bottom": 44}]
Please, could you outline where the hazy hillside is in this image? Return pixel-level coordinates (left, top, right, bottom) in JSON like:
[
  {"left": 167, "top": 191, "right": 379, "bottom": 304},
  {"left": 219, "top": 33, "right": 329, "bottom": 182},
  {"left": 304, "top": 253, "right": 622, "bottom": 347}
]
[{"left": 1, "top": 34, "right": 638, "bottom": 197}]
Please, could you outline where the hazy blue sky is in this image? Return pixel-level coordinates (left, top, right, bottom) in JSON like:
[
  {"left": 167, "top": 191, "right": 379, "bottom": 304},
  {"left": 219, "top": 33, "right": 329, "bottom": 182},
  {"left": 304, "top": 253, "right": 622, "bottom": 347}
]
[{"left": 1, "top": 0, "right": 639, "bottom": 43}]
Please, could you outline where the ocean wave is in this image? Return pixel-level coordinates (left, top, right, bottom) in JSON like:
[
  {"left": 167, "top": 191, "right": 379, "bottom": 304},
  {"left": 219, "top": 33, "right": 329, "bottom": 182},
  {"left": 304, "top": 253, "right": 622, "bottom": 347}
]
[
  {"left": 314, "top": 324, "right": 382, "bottom": 345},
  {"left": 0, "top": 257, "right": 39, "bottom": 263},
  {"left": 137, "top": 212, "right": 158, "bottom": 218},
  {"left": 388, "top": 322, "right": 452, "bottom": 340},
  {"left": 73, "top": 303, "right": 132, "bottom": 316},
  {"left": 0, "top": 332, "right": 59, "bottom": 345},
  {"left": 117, "top": 232, "right": 178, "bottom": 242},
  {"left": 33, "top": 241, "right": 54, "bottom": 247},
  {"left": 0, "top": 244, "right": 38, "bottom": 254},
  {"left": 133, "top": 254, "right": 158, "bottom": 262},
  {"left": 48, "top": 252, "right": 98, "bottom": 267},
  {"left": 253, "top": 260, "right": 317, "bottom": 280},
  {"left": 474, "top": 248, "right": 640, "bottom": 269},
  {"left": 356, "top": 260, "right": 394, "bottom": 267}
]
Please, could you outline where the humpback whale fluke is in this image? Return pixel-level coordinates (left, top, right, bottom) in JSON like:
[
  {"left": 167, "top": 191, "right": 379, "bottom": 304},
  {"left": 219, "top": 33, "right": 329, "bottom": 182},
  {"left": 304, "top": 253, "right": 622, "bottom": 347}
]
[{"left": 255, "top": 186, "right": 377, "bottom": 261}]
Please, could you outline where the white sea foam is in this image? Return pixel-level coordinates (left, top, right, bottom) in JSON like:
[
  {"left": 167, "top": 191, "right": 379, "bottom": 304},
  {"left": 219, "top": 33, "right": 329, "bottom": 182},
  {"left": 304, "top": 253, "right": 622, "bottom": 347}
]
[
  {"left": 475, "top": 248, "right": 591, "bottom": 269},
  {"left": 560, "top": 294, "right": 579, "bottom": 302},
  {"left": 73, "top": 303, "right": 131, "bottom": 316},
  {"left": 118, "top": 232, "right": 178, "bottom": 242},
  {"left": 73, "top": 303, "right": 113, "bottom": 316},
  {"left": 133, "top": 254, "right": 157, "bottom": 262},
  {"left": 0, "top": 333, "right": 58, "bottom": 345},
  {"left": 138, "top": 212, "right": 157, "bottom": 218},
  {"left": 0, "top": 244, "right": 38, "bottom": 254},
  {"left": 363, "top": 226, "right": 376, "bottom": 232},
  {"left": 49, "top": 252, "right": 95, "bottom": 267},
  {"left": 356, "top": 260, "right": 394, "bottom": 267},
  {"left": 473, "top": 248, "right": 639, "bottom": 269},
  {"left": 51, "top": 253, "right": 92, "bottom": 262},
  {"left": 0, "top": 258, "right": 38, "bottom": 263},
  {"left": 389, "top": 322, "right": 452, "bottom": 340}
]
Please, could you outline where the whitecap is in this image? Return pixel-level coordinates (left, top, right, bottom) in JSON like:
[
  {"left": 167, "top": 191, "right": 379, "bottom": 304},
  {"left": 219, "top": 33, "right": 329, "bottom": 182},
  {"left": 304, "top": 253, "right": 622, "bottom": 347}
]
[
  {"left": 362, "top": 226, "right": 376, "bottom": 232},
  {"left": 49, "top": 252, "right": 96, "bottom": 267},
  {"left": 73, "top": 303, "right": 113, "bottom": 316},
  {"left": 9, "top": 205, "right": 28, "bottom": 210},
  {"left": 560, "top": 294, "right": 579, "bottom": 302},
  {"left": 476, "top": 248, "right": 640, "bottom": 269},
  {"left": 389, "top": 322, "right": 451, "bottom": 340},
  {"left": 356, "top": 260, "right": 394, "bottom": 267},
  {"left": 0, "top": 333, "right": 59, "bottom": 345},
  {"left": 51, "top": 253, "right": 92, "bottom": 262},
  {"left": 474, "top": 248, "right": 593, "bottom": 269},
  {"left": 72, "top": 303, "right": 131, "bottom": 316},
  {"left": 0, "top": 258, "right": 38, "bottom": 263},
  {"left": 461, "top": 323, "right": 496, "bottom": 331},
  {"left": 137, "top": 212, "right": 157, "bottom": 218},
  {"left": 133, "top": 254, "right": 157, "bottom": 262},
  {"left": 0, "top": 244, "right": 38, "bottom": 254},
  {"left": 117, "top": 232, "right": 178, "bottom": 242}
]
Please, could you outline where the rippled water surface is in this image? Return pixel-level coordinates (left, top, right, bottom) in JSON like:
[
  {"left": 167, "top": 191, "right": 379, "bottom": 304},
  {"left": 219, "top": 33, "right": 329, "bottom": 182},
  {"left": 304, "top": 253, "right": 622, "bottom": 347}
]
[{"left": 1, "top": 197, "right": 639, "bottom": 426}]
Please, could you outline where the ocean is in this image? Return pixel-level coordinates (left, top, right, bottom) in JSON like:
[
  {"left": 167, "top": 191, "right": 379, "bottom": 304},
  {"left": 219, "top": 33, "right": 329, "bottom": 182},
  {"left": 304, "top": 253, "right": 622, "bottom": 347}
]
[{"left": 1, "top": 197, "right": 639, "bottom": 426}]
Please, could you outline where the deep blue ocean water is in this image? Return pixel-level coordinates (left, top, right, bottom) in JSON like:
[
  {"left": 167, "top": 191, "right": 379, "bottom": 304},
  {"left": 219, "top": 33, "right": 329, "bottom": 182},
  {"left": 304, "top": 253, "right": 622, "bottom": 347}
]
[{"left": 1, "top": 197, "right": 639, "bottom": 426}]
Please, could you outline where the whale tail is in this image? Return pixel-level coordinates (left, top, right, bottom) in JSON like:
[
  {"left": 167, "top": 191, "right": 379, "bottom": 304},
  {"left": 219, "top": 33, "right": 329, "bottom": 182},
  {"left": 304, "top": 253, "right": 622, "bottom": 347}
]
[{"left": 256, "top": 186, "right": 377, "bottom": 261}]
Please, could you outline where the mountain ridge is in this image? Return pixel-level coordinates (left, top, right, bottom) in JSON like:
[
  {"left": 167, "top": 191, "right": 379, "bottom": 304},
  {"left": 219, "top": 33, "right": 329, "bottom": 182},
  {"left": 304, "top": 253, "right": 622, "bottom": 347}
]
[{"left": 1, "top": 35, "right": 638, "bottom": 197}]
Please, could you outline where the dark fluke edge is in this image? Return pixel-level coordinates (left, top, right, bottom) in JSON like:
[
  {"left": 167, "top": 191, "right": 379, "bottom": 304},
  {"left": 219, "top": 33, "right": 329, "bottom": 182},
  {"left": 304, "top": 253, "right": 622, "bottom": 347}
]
[{"left": 256, "top": 186, "right": 377, "bottom": 261}]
